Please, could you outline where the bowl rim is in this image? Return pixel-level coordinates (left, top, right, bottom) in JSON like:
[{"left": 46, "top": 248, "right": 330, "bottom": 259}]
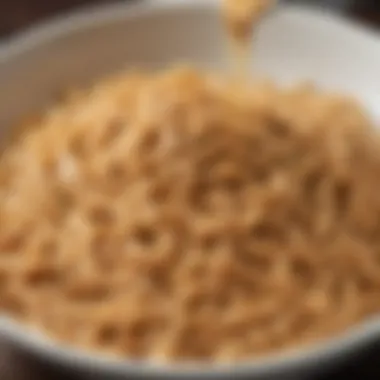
[{"left": 1, "top": 0, "right": 380, "bottom": 377}]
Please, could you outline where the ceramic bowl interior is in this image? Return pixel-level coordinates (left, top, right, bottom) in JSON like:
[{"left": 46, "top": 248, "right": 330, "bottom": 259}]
[{"left": 1, "top": 0, "right": 380, "bottom": 378}]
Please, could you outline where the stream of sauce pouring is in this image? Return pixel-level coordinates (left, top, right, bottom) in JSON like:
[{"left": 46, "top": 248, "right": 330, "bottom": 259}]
[{"left": 222, "top": 0, "right": 274, "bottom": 82}]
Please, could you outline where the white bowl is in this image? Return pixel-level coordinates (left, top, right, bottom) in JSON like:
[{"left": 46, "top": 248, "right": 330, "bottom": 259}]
[{"left": 1, "top": 1, "right": 380, "bottom": 379}]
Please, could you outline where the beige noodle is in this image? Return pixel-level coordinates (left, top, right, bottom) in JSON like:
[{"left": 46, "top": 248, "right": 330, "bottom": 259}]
[
  {"left": 1, "top": 67, "right": 380, "bottom": 362},
  {"left": 222, "top": 0, "right": 274, "bottom": 80}
]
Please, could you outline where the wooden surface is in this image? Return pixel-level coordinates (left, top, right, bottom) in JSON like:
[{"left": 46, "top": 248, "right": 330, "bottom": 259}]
[{"left": 1, "top": 0, "right": 380, "bottom": 379}]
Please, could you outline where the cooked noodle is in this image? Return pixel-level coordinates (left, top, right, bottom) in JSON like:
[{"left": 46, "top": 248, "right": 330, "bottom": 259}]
[{"left": 1, "top": 67, "right": 380, "bottom": 361}]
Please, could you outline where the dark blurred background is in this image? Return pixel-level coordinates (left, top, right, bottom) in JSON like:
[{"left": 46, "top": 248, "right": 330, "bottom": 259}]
[
  {"left": 1, "top": 0, "right": 380, "bottom": 379},
  {"left": 1, "top": 0, "right": 380, "bottom": 39}
]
